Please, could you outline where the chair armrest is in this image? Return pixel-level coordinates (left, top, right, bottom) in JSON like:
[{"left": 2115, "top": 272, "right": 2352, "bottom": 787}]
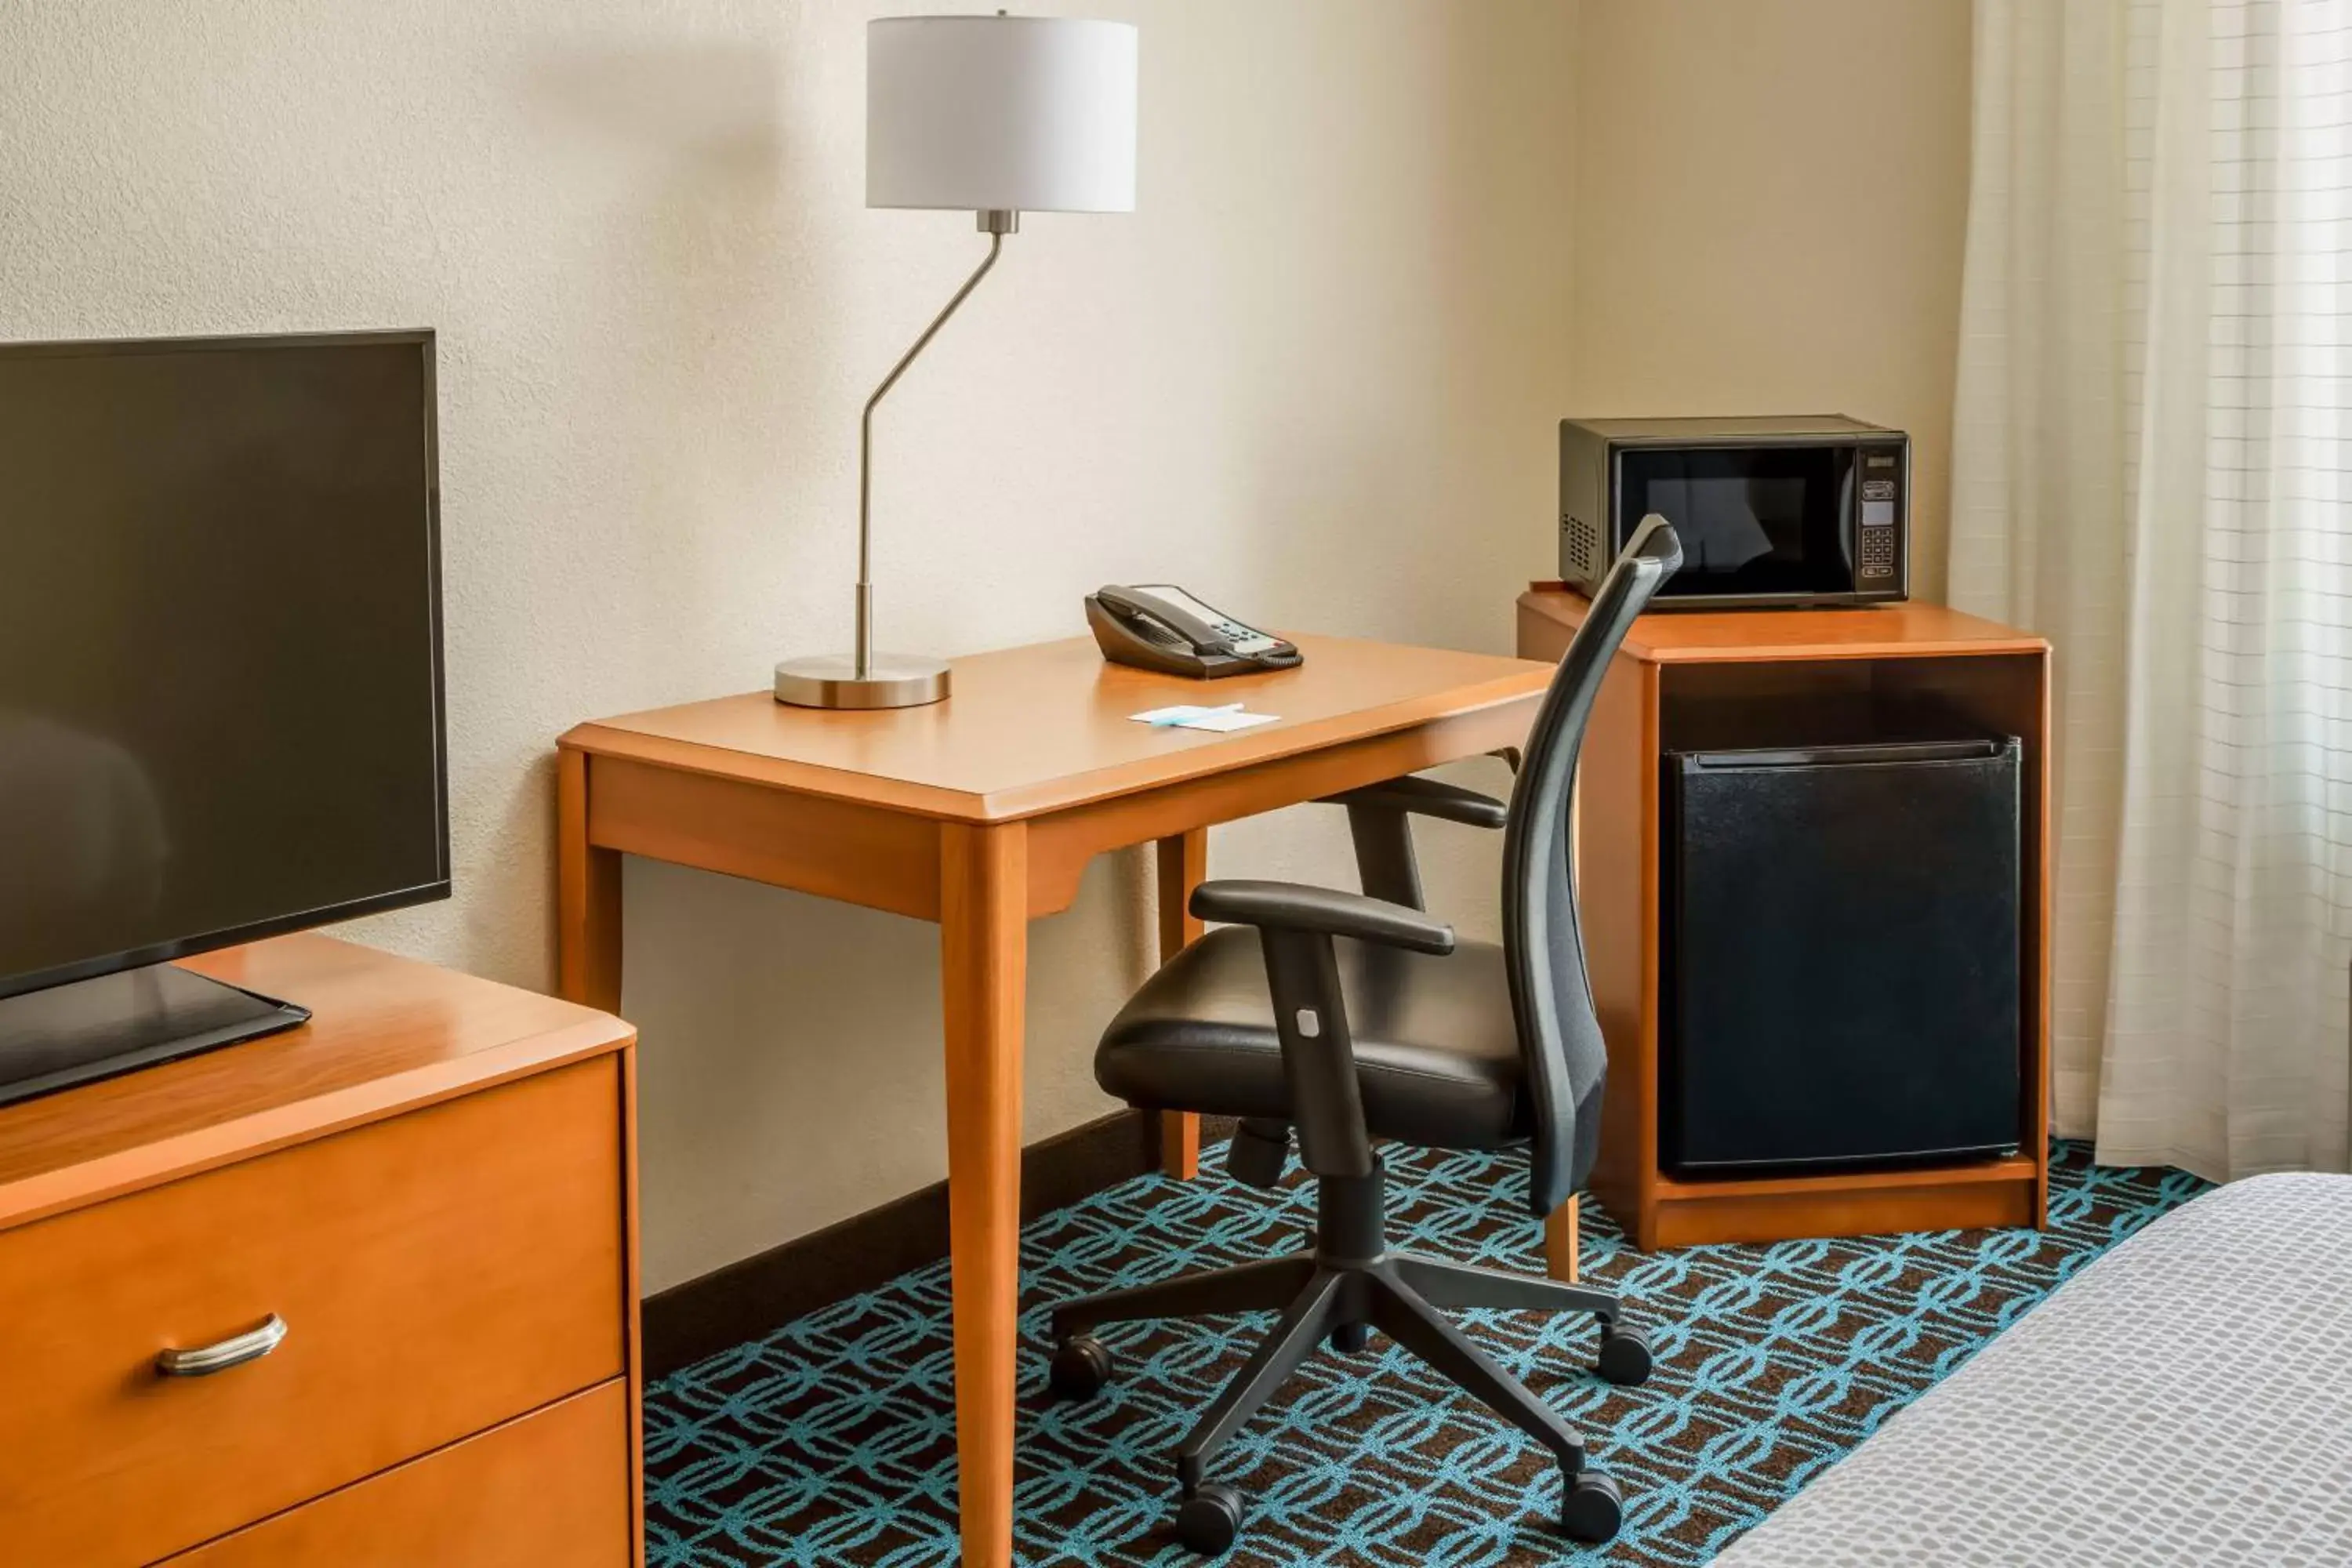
[
  {"left": 1188, "top": 879, "right": 1448, "bottom": 1180},
  {"left": 1317, "top": 775, "right": 1508, "bottom": 829},
  {"left": 1316, "top": 772, "right": 1509, "bottom": 908},
  {"left": 1189, "top": 879, "right": 1456, "bottom": 956}
]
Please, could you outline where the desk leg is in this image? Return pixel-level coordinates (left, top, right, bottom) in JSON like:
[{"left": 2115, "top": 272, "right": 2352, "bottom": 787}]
[
  {"left": 1155, "top": 829, "right": 1207, "bottom": 1179},
  {"left": 940, "top": 822, "right": 1029, "bottom": 1568},
  {"left": 1544, "top": 1195, "right": 1581, "bottom": 1283},
  {"left": 557, "top": 750, "right": 623, "bottom": 1012}
]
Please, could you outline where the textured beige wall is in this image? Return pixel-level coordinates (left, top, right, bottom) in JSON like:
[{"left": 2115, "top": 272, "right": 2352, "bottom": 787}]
[
  {"left": 1570, "top": 0, "right": 1975, "bottom": 601},
  {"left": 0, "top": 1, "right": 1577, "bottom": 1290},
  {"left": 0, "top": 0, "right": 1973, "bottom": 1294}
]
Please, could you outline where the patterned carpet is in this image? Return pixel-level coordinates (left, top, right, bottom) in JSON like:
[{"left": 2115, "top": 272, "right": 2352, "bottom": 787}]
[{"left": 645, "top": 1142, "right": 2205, "bottom": 1566}]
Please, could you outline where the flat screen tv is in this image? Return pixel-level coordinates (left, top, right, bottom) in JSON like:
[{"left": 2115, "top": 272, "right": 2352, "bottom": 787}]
[{"left": 0, "top": 330, "right": 446, "bottom": 1105}]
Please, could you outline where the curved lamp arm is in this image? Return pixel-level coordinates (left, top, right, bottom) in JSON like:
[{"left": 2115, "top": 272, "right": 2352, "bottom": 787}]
[{"left": 853, "top": 210, "right": 1016, "bottom": 678}]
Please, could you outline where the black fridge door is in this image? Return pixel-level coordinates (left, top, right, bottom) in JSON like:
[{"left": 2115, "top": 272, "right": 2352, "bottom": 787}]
[{"left": 1664, "top": 737, "right": 2024, "bottom": 1175}]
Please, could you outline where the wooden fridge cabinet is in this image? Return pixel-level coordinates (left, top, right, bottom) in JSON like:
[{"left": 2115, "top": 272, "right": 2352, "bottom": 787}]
[{"left": 1517, "top": 586, "right": 2052, "bottom": 1251}]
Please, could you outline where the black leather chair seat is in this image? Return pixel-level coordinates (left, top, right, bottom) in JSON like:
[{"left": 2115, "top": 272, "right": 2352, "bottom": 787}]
[{"left": 1096, "top": 926, "right": 1530, "bottom": 1151}]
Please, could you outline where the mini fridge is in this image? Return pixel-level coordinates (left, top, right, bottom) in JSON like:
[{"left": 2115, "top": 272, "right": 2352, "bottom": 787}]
[{"left": 1661, "top": 733, "right": 2024, "bottom": 1175}]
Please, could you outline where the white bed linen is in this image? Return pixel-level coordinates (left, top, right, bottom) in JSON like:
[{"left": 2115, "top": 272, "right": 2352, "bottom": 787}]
[{"left": 1711, "top": 1174, "right": 2352, "bottom": 1566}]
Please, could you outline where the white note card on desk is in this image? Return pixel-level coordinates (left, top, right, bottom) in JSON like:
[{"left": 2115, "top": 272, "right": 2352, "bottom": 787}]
[
  {"left": 1128, "top": 703, "right": 1281, "bottom": 732},
  {"left": 1181, "top": 708, "right": 1279, "bottom": 732}
]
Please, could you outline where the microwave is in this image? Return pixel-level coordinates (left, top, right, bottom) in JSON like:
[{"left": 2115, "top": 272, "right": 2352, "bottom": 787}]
[{"left": 1559, "top": 416, "right": 1909, "bottom": 608}]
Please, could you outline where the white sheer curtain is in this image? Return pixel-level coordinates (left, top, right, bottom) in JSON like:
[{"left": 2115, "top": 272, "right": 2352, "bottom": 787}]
[{"left": 1951, "top": 0, "right": 2352, "bottom": 1181}]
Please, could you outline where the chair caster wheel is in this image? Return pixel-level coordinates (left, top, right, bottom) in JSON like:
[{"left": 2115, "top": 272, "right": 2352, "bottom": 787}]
[
  {"left": 1561, "top": 1468, "right": 1624, "bottom": 1543},
  {"left": 1049, "top": 1334, "right": 1114, "bottom": 1401},
  {"left": 1175, "top": 1483, "right": 1246, "bottom": 1555},
  {"left": 1596, "top": 1322, "right": 1653, "bottom": 1386},
  {"left": 1329, "top": 1321, "right": 1370, "bottom": 1353}
]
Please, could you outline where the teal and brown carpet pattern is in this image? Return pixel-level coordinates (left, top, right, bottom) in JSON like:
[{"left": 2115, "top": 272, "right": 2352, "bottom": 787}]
[{"left": 645, "top": 1142, "right": 2204, "bottom": 1566}]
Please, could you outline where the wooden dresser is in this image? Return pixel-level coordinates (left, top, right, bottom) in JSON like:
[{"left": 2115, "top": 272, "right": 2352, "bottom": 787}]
[{"left": 0, "top": 935, "right": 640, "bottom": 1566}]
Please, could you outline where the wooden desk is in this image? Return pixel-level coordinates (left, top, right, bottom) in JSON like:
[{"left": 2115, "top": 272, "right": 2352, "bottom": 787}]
[
  {"left": 555, "top": 633, "right": 1555, "bottom": 1568},
  {"left": 1517, "top": 586, "right": 2053, "bottom": 1250}
]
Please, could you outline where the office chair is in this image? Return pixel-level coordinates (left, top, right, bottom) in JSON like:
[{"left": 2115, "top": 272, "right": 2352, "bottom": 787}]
[{"left": 1047, "top": 518, "right": 1683, "bottom": 1555}]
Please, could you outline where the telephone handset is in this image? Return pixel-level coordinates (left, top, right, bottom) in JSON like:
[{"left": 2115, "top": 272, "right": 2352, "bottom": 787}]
[{"left": 1084, "top": 584, "right": 1303, "bottom": 678}]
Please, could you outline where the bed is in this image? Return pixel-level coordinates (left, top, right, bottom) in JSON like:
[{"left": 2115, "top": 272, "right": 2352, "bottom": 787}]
[{"left": 1709, "top": 1172, "right": 2352, "bottom": 1567}]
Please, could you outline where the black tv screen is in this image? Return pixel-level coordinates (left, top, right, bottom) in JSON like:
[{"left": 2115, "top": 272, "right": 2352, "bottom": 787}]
[{"left": 0, "top": 331, "right": 446, "bottom": 1002}]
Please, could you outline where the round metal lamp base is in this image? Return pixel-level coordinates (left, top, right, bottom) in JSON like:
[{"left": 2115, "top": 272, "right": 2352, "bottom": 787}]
[{"left": 773, "top": 653, "right": 951, "bottom": 710}]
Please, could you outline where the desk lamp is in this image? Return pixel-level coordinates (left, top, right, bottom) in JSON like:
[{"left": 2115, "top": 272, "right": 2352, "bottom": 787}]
[{"left": 775, "top": 14, "right": 1139, "bottom": 710}]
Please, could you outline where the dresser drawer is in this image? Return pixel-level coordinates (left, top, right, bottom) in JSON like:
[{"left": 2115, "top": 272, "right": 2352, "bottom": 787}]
[
  {"left": 0, "top": 1058, "right": 627, "bottom": 1567},
  {"left": 162, "top": 1379, "right": 633, "bottom": 1567}
]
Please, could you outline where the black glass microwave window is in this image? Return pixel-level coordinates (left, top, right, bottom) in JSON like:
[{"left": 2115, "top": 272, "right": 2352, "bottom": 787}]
[{"left": 1617, "top": 445, "right": 1854, "bottom": 597}]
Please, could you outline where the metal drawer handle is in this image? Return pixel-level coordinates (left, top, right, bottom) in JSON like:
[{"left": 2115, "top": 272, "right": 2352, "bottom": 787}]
[{"left": 156, "top": 1313, "right": 289, "bottom": 1377}]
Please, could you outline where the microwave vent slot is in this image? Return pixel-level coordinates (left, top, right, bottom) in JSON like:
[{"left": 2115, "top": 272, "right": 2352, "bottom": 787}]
[{"left": 1565, "top": 514, "right": 1599, "bottom": 579}]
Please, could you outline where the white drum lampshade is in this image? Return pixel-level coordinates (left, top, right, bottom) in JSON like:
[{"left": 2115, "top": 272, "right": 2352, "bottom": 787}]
[{"left": 868, "top": 16, "right": 1138, "bottom": 213}]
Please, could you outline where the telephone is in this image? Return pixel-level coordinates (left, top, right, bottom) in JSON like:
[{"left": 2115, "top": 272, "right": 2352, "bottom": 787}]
[{"left": 1084, "top": 584, "right": 1302, "bottom": 678}]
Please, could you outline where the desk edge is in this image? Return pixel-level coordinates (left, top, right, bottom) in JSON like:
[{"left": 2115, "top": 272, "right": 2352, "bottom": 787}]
[{"left": 560, "top": 666, "right": 1554, "bottom": 825}]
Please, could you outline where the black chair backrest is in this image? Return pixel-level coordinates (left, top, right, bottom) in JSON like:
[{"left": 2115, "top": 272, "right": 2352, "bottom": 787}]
[{"left": 1502, "top": 516, "right": 1681, "bottom": 1218}]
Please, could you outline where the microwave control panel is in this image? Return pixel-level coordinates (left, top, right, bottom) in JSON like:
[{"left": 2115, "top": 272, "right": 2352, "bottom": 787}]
[{"left": 1855, "top": 441, "right": 1906, "bottom": 583}]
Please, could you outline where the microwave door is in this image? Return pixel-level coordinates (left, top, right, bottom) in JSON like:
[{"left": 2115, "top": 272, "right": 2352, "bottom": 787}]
[{"left": 1617, "top": 445, "right": 1852, "bottom": 601}]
